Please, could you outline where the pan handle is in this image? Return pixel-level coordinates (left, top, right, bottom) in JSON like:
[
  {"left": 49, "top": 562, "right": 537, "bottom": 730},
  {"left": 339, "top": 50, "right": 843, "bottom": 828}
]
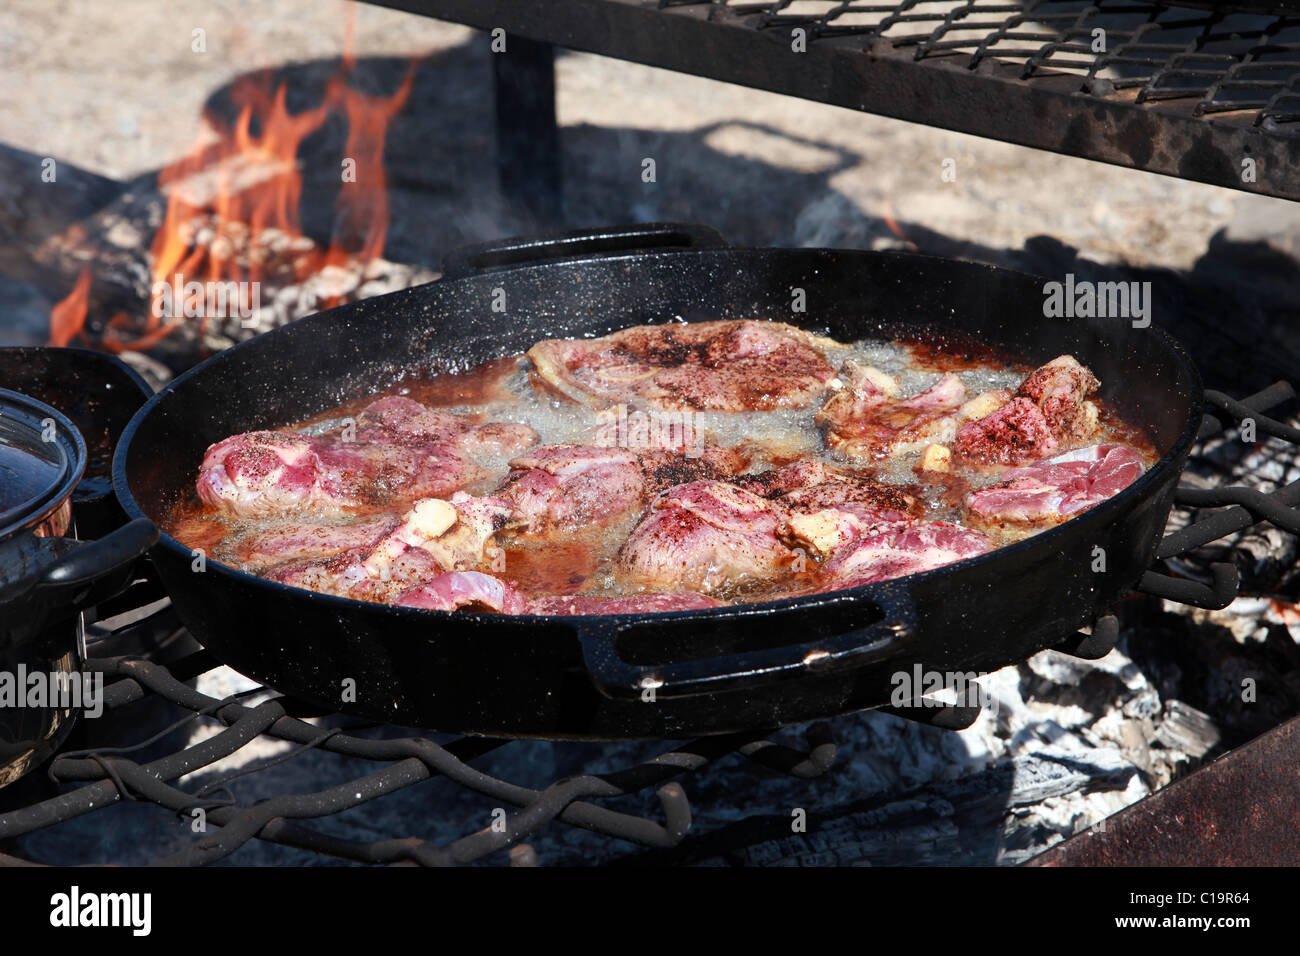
[
  {"left": 439, "top": 222, "right": 729, "bottom": 280},
  {"left": 573, "top": 583, "right": 916, "bottom": 700},
  {"left": 34, "top": 518, "right": 159, "bottom": 616}
]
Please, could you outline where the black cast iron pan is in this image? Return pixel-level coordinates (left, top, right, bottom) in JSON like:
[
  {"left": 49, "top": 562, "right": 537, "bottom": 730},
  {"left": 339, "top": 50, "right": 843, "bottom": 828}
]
[{"left": 113, "top": 224, "right": 1203, "bottom": 740}]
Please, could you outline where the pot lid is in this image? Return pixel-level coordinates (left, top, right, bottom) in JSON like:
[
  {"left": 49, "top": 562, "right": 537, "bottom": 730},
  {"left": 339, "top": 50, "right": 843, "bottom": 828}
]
[{"left": 0, "top": 388, "right": 85, "bottom": 540}]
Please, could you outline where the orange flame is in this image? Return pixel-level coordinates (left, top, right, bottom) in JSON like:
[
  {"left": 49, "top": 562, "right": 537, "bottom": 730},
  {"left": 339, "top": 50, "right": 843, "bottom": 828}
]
[
  {"left": 49, "top": 24, "right": 416, "bottom": 353},
  {"left": 326, "top": 62, "right": 416, "bottom": 267},
  {"left": 48, "top": 268, "right": 92, "bottom": 348}
]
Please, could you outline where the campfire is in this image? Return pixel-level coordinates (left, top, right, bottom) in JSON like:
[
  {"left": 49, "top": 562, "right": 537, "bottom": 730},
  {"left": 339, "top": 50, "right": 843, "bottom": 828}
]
[{"left": 44, "top": 26, "right": 417, "bottom": 361}]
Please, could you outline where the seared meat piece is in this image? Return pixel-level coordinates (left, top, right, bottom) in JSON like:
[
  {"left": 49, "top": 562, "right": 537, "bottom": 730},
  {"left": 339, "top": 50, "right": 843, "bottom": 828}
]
[
  {"left": 954, "top": 355, "right": 1100, "bottom": 465},
  {"left": 266, "top": 544, "right": 444, "bottom": 604},
  {"left": 527, "top": 320, "right": 837, "bottom": 411},
  {"left": 778, "top": 473, "right": 918, "bottom": 517},
  {"left": 618, "top": 481, "right": 798, "bottom": 594},
  {"left": 964, "top": 444, "right": 1145, "bottom": 533},
  {"left": 1015, "top": 355, "right": 1100, "bottom": 440},
  {"left": 952, "top": 397, "right": 1059, "bottom": 466},
  {"left": 496, "top": 443, "right": 749, "bottom": 532},
  {"left": 495, "top": 445, "right": 645, "bottom": 531},
  {"left": 728, "top": 459, "right": 839, "bottom": 498},
  {"left": 729, "top": 460, "right": 922, "bottom": 559},
  {"left": 778, "top": 481, "right": 920, "bottom": 560},
  {"left": 638, "top": 446, "right": 750, "bottom": 496},
  {"left": 233, "top": 514, "right": 402, "bottom": 568},
  {"left": 197, "top": 397, "right": 537, "bottom": 517},
  {"left": 394, "top": 571, "right": 528, "bottom": 614},
  {"left": 371, "top": 493, "right": 518, "bottom": 573},
  {"left": 817, "top": 362, "right": 969, "bottom": 460},
  {"left": 820, "top": 521, "right": 993, "bottom": 589},
  {"left": 262, "top": 494, "right": 518, "bottom": 603},
  {"left": 527, "top": 591, "right": 727, "bottom": 615}
]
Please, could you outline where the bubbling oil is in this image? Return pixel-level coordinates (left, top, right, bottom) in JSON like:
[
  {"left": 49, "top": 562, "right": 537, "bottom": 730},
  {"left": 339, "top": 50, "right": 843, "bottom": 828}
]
[{"left": 168, "top": 333, "right": 1147, "bottom": 606}]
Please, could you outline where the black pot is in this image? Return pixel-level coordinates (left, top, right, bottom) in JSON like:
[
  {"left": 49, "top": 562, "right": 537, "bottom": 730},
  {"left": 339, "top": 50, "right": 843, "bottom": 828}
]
[
  {"left": 0, "top": 347, "right": 153, "bottom": 540},
  {"left": 0, "top": 387, "right": 156, "bottom": 789}
]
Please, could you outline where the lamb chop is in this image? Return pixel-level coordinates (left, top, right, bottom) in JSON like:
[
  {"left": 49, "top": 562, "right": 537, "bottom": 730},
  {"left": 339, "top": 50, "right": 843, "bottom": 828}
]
[
  {"left": 615, "top": 458, "right": 919, "bottom": 594},
  {"left": 953, "top": 355, "right": 1100, "bottom": 465},
  {"left": 964, "top": 444, "right": 1146, "bottom": 534},
  {"left": 495, "top": 445, "right": 646, "bottom": 532},
  {"left": 729, "top": 460, "right": 922, "bottom": 560},
  {"left": 231, "top": 513, "right": 402, "bottom": 568},
  {"left": 617, "top": 481, "right": 799, "bottom": 595},
  {"left": 495, "top": 443, "right": 749, "bottom": 533},
  {"left": 527, "top": 320, "right": 838, "bottom": 411},
  {"left": 197, "top": 397, "right": 537, "bottom": 517},
  {"left": 196, "top": 431, "right": 330, "bottom": 518}
]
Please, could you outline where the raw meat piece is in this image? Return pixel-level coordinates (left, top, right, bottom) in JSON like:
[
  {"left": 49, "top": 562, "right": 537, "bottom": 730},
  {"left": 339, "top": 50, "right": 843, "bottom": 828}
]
[
  {"left": 265, "top": 544, "right": 444, "bottom": 605},
  {"left": 394, "top": 571, "right": 528, "bottom": 614},
  {"left": 527, "top": 591, "right": 727, "bottom": 615},
  {"left": 370, "top": 493, "right": 518, "bottom": 573},
  {"left": 964, "top": 444, "right": 1146, "bottom": 531},
  {"left": 618, "top": 481, "right": 798, "bottom": 594},
  {"left": 197, "top": 397, "right": 537, "bottom": 517},
  {"left": 356, "top": 396, "right": 536, "bottom": 455},
  {"left": 527, "top": 320, "right": 837, "bottom": 411},
  {"left": 817, "top": 361, "right": 968, "bottom": 459},
  {"left": 820, "top": 521, "right": 993, "bottom": 589},
  {"left": 196, "top": 431, "right": 329, "bottom": 517}
]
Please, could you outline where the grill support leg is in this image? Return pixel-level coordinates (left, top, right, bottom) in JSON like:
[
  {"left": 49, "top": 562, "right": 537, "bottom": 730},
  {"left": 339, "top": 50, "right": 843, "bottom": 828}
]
[{"left": 493, "top": 35, "right": 562, "bottom": 226}]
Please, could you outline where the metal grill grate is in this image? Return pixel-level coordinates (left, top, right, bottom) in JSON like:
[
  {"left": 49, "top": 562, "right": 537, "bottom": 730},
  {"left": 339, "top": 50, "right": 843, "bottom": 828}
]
[
  {"left": 375, "top": 0, "right": 1300, "bottom": 198},
  {"left": 1, "top": 383, "right": 1297, "bottom": 866},
  {"left": 681, "top": 1, "right": 1300, "bottom": 126}
]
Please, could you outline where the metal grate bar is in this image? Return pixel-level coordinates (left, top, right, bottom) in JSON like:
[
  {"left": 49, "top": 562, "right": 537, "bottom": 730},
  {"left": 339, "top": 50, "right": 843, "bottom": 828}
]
[{"left": 364, "top": 0, "right": 1300, "bottom": 199}]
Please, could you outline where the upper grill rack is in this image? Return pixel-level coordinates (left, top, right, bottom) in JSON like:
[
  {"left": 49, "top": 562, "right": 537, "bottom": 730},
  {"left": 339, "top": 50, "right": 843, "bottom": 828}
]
[
  {"left": 378, "top": 0, "right": 1300, "bottom": 199},
  {"left": 734, "top": 0, "right": 1300, "bottom": 121},
  {"left": 737, "top": 0, "right": 1300, "bottom": 119}
]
